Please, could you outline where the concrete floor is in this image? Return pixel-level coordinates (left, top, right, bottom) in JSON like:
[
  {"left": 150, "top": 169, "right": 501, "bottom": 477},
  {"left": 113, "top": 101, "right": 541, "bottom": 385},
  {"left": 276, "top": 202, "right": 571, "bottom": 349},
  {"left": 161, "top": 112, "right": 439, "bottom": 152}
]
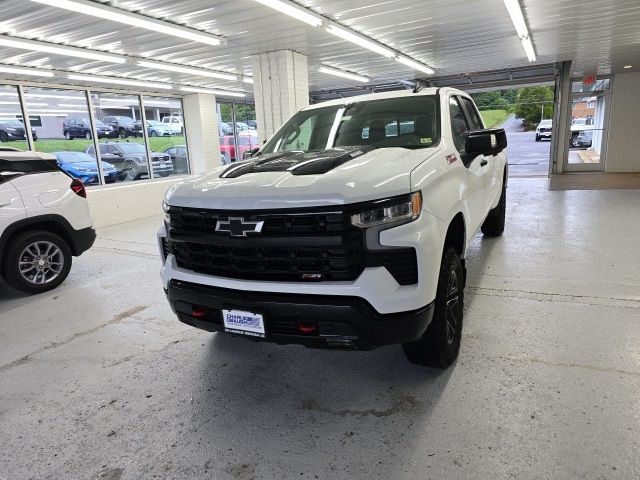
[{"left": 1, "top": 178, "right": 640, "bottom": 480}]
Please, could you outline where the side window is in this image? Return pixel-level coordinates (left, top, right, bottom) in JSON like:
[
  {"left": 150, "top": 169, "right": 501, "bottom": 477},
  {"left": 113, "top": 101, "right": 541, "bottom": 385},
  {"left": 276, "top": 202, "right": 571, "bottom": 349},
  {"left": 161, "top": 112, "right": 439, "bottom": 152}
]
[
  {"left": 449, "top": 97, "right": 470, "bottom": 153},
  {"left": 87, "top": 145, "right": 95, "bottom": 156},
  {"left": 459, "top": 97, "right": 484, "bottom": 130},
  {"left": 99, "top": 145, "right": 109, "bottom": 155}
]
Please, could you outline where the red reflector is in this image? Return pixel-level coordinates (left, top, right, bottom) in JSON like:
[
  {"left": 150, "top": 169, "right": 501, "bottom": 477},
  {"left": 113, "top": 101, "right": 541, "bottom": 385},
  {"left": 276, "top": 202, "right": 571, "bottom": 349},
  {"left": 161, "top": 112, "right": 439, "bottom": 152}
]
[
  {"left": 298, "top": 321, "right": 317, "bottom": 333},
  {"left": 70, "top": 179, "right": 86, "bottom": 198},
  {"left": 192, "top": 307, "right": 207, "bottom": 318}
]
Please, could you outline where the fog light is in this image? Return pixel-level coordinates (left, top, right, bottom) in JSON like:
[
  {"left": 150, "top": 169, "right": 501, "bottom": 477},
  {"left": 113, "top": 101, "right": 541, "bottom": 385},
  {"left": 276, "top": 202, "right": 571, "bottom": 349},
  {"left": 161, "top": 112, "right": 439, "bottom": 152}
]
[
  {"left": 298, "top": 321, "right": 317, "bottom": 333},
  {"left": 192, "top": 307, "right": 207, "bottom": 318}
]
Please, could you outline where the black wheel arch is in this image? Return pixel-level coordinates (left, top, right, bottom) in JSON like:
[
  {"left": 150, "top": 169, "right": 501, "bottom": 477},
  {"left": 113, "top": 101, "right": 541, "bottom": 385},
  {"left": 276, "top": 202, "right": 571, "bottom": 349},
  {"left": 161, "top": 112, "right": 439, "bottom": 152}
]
[
  {"left": 0, "top": 215, "right": 94, "bottom": 276},
  {"left": 444, "top": 212, "right": 467, "bottom": 287}
]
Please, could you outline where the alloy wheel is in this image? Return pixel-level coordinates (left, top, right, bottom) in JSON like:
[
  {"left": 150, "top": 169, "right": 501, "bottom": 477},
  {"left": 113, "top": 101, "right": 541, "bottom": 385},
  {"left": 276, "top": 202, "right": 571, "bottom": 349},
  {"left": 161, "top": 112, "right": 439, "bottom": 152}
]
[{"left": 18, "top": 241, "right": 64, "bottom": 285}]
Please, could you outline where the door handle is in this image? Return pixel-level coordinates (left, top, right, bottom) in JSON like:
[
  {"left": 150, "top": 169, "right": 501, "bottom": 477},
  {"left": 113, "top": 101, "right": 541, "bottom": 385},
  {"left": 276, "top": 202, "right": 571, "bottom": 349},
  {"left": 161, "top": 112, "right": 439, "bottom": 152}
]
[{"left": 480, "top": 158, "right": 488, "bottom": 167}]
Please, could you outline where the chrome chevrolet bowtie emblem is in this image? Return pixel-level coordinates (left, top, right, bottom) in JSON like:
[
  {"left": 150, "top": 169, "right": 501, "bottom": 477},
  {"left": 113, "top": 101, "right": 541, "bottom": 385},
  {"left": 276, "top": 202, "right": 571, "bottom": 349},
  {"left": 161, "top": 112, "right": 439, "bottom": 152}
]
[{"left": 215, "top": 217, "right": 264, "bottom": 237}]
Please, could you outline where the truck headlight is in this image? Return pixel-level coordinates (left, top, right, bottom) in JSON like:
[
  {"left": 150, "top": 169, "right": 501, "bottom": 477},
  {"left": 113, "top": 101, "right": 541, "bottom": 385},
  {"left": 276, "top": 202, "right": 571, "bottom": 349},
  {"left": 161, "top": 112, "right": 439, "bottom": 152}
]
[
  {"left": 162, "top": 201, "right": 171, "bottom": 225},
  {"left": 351, "top": 192, "right": 422, "bottom": 228}
]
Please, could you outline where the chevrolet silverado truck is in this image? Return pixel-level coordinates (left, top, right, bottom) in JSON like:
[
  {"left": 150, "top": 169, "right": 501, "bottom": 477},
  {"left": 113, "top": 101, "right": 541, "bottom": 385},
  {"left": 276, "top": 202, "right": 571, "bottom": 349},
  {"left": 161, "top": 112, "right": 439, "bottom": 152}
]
[{"left": 159, "top": 87, "right": 507, "bottom": 368}]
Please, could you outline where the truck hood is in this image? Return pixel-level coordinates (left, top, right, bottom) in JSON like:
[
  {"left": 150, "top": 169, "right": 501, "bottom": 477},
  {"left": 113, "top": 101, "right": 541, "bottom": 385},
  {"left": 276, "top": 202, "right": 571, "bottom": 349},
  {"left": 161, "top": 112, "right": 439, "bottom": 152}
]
[{"left": 166, "top": 146, "right": 440, "bottom": 210}]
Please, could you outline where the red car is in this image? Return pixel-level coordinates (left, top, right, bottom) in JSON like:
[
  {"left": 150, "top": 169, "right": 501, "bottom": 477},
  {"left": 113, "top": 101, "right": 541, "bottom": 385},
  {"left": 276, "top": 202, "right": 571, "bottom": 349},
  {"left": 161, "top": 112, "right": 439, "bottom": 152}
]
[{"left": 219, "top": 134, "right": 259, "bottom": 162}]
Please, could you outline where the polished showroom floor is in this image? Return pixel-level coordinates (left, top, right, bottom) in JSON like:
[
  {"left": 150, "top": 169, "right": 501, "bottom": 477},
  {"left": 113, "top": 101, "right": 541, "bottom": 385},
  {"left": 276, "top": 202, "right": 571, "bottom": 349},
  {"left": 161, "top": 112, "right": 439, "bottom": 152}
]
[{"left": 1, "top": 178, "right": 639, "bottom": 479}]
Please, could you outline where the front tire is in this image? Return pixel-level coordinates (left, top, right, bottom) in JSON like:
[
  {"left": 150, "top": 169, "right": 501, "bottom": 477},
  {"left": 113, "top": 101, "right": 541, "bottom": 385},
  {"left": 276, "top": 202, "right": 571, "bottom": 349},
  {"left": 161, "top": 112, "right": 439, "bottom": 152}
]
[
  {"left": 3, "top": 230, "right": 72, "bottom": 294},
  {"left": 481, "top": 176, "right": 506, "bottom": 237},
  {"left": 65, "top": 131, "right": 73, "bottom": 140},
  {"left": 84, "top": 131, "right": 92, "bottom": 140},
  {"left": 402, "top": 247, "right": 464, "bottom": 368}
]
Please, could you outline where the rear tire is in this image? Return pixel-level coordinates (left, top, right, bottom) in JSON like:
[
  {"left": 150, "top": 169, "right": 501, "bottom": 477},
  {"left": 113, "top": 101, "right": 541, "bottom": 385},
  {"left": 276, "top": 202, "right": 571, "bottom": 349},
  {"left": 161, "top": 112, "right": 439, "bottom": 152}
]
[
  {"left": 481, "top": 176, "right": 506, "bottom": 237},
  {"left": 535, "top": 134, "right": 541, "bottom": 141},
  {"left": 3, "top": 230, "right": 72, "bottom": 294},
  {"left": 84, "top": 131, "right": 92, "bottom": 140},
  {"left": 402, "top": 247, "right": 464, "bottom": 368}
]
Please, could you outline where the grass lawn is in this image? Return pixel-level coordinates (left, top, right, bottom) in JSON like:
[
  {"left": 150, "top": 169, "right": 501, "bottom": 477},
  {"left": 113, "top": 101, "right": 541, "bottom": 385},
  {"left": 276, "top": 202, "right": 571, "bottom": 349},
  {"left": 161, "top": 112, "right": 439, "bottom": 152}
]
[
  {"left": 480, "top": 109, "right": 510, "bottom": 128},
  {"left": 1, "top": 136, "right": 187, "bottom": 154}
]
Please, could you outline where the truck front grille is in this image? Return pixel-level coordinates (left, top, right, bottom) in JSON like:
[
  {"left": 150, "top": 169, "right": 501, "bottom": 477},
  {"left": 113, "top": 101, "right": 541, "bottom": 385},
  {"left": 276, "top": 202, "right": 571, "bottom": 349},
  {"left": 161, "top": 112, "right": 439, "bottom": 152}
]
[{"left": 167, "top": 206, "right": 418, "bottom": 285}]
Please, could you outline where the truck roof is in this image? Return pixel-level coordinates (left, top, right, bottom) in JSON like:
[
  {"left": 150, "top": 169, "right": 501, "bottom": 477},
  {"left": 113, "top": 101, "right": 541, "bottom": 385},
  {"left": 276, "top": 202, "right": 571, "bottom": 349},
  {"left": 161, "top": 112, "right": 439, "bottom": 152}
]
[{"left": 304, "top": 87, "right": 469, "bottom": 110}]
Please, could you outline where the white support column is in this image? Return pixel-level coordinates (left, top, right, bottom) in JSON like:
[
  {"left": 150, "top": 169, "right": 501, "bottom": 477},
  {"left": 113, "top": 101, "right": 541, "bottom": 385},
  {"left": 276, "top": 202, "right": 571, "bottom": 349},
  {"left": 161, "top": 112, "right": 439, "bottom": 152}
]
[
  {"left": 550, "top": 60, "right": 572, "bottom": 174},
  {"left": 182, "top": 93, "right": 221, "bottom": 174},
  {"left": 252, "top": 50, "right": 309, "bottom": 143}
]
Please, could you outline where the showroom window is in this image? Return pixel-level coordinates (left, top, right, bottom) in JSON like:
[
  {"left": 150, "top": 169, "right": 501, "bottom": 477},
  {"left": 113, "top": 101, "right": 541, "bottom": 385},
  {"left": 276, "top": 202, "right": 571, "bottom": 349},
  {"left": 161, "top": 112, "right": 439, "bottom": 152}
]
[
  {"left": 90, "top": 92, "right": 150, "bottom": 183},
  {"left": 216, "top": 101, "right": 258, "bottom": 165},
  {"left": 142, "top": 96, "right": 189, "bottom": 176},
  {"left": 22, "top": 86, "right": 102, "bottom": 185},
  {"left": 0, "top": 84, "right": 28, "bottom": 151}
]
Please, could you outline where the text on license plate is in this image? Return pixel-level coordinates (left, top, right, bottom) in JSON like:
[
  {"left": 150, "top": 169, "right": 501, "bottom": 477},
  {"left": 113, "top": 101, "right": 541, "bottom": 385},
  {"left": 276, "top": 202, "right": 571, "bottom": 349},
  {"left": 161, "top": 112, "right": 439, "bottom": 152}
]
[{"left": 222, "top": 309, "right": 265, "bottom": 338}]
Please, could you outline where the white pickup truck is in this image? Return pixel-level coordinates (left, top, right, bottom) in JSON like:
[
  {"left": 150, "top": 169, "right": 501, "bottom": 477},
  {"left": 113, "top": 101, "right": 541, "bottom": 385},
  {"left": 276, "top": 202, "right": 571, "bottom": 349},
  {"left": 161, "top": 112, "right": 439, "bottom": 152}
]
[{"left": 159, "top": 87, "right": 508, "bottom": 368}]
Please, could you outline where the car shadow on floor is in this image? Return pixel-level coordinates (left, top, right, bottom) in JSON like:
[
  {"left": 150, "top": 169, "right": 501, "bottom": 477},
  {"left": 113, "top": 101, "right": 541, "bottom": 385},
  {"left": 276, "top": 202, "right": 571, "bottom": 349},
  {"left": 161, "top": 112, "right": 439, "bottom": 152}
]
[{"left": 187, "top": 333, "right": 455, "bottom": 475}]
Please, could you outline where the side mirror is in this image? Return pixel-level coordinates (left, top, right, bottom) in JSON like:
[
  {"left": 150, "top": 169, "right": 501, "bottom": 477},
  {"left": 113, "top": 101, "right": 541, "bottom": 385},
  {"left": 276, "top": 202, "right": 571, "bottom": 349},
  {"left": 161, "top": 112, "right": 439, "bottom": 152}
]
[
  {"left": 465, "top": 128, "right": 507, "bottom": 156},
  {"left": 243, "top": 148, "right": 260, "bottom": 160},
  {"left": 113, "top": 151, "right": 123, "bottom": 157}
]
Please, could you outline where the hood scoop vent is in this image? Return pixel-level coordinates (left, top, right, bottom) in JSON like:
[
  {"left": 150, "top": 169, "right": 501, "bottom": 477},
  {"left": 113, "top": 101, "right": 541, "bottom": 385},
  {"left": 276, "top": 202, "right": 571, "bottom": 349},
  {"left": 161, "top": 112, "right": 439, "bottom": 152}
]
[{"left": 219, "top": 146, "right": 374, "bottom": 178}]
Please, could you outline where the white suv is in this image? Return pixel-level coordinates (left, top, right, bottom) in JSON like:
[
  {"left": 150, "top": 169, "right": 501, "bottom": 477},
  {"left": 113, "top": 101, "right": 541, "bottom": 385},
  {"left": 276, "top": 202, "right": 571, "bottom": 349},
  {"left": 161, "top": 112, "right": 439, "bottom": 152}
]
[
  {"left": 159, "top": 88, "right": 507, "bottom": 368},
  {"left": 161, "top": 116, "right": 184, "bottom": 135},
  {"left": 0, "top": 150, "right": 95, "bottom": 293}
]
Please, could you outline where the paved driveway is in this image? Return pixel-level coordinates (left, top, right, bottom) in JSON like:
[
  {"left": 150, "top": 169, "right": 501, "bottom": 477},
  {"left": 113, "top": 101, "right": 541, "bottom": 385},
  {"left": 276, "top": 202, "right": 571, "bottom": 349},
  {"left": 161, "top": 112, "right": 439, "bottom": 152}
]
[{"left": 502, "top": 114, "right": 551, "bottom": 177}]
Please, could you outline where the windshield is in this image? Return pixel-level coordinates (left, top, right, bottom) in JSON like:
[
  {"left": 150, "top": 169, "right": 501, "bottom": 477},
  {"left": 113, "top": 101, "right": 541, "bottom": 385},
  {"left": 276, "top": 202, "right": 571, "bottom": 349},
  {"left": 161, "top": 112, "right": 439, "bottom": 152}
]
[
  {"left": 540, "top": 120, "right": 552, "bottom": 126},
  {"left": 55, "top": 152, "right": 95, "bottom": 163},
  {"left": 117, "top": 143, "right": 145, "bottom": 153},
  {"left": 261, "top": 96, "right": 440, "bottom": 154},
  {"left": 147, "top": 120, "right": 161, "bottom": 126},
  {"left": 116, "top": 117, "right": 135, "bottom": 125}
]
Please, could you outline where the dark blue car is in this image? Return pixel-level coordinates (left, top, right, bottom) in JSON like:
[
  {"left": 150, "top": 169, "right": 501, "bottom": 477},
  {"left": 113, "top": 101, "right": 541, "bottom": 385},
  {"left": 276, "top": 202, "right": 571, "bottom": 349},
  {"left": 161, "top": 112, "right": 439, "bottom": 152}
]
[{"left": 54, "top": 151, "right": 119, "bottom": 185}]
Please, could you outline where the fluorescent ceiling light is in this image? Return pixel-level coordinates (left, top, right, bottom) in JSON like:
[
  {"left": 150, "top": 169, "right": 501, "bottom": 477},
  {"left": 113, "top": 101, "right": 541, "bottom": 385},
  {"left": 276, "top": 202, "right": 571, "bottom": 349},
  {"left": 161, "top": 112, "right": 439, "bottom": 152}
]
[
  {"left": 521, "top": 37, "right": 536, "bottom": 62},
  {"left": 318, "top": 66, "right": 369, "bottom": 83},
  {"left": 0, "top": 36, "right": 126, "bottom": 63},
  {"left": 56, "top": 103, "right": 89, "bottom": 108},
  {"left": 137, "top": 60, "right": 237, "bottom": 81},
  {"left": 0, "top": 64, "right": 54, "bottom": 77},
  {"left": 28, "top": 0, "right": 223, "bottom": 46},
  {"left": 326, "top": 25, "right": 394, "bottom": 58},
  {"left": 243, "top": 77, "right": 254, "bottom": 84},
  {"left": 68, "top": 74, "right": 173, "bottom": 90},
  {"left": 623, "top": 65, "right": 632, "bottom": 69},
  {"left": 91, "top": 97, "right": 137, "bottom": 103},
  {"left": 25, "top": 93, "right": 85, "bottom": 100},
  {"left": 252, "top": 0, "right": 322, "bottom": 27},
  {"left": 502, "top": 0, "right": 529, "bottom": 39},
  {"left": 395, "top": 56, "right": 435, "bottom": 75},
  {"left": 179, "top": 86, "right": 245, "bottom": 98}
]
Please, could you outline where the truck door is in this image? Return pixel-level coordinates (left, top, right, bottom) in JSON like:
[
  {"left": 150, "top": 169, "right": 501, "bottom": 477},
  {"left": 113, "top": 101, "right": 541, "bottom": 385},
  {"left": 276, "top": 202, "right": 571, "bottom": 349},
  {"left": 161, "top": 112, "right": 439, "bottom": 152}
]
[
  {"left": 449, "top": 96, "right": 492, "bottom": 235},
  {"left": 459, "top": 96, "right": 501, "bottom": 207}
]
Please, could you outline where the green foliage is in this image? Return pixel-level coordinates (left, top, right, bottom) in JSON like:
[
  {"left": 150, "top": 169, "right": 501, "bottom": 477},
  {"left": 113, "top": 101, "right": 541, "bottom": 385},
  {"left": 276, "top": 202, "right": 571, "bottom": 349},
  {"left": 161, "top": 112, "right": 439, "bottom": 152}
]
[
  {"left": 479, "top": 109, "right": 510, "bottom": 128},
  {"left": 513, "top": 86, "right": 554, "bottom": 128},
  {"left": 218, "top": 102, "right": 256, "bottom": 123},
  {"left": 471, "top": 89, "right": 518, "bottom": 111}
]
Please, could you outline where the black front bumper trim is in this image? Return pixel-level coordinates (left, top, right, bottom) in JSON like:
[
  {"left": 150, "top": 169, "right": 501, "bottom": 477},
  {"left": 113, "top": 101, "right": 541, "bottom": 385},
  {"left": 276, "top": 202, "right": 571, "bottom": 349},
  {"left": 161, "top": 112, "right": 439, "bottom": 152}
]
[{"left": 167, "top": 280, "right": 434, "bottom": 350}]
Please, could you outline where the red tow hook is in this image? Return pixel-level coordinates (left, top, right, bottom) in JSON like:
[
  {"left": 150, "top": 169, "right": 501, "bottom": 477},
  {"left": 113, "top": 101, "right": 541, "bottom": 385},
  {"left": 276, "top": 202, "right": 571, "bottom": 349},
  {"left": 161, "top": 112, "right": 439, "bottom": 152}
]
[
  {"left": 298, "top": 321, "right": 317, "bottom": 333},
  {"left": 192, "top": 307, "right": 208, "bottom": 318}
]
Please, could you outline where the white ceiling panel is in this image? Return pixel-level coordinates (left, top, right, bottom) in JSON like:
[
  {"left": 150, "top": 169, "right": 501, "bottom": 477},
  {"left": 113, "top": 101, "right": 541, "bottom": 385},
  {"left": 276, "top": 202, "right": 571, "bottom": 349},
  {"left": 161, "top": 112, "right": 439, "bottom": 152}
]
[{"left": 0, "top": 0, "right": 638, "bottom": 96}]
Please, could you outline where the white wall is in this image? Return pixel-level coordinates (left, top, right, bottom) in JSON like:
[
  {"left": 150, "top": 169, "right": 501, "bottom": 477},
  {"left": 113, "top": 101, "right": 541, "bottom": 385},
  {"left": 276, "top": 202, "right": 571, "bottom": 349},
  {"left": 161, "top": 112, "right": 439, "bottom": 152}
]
[
  {"left": 87, "top": 178, "right": 183, "bottom": 228},
  {"left": 606, "top": 71, "right": 640, "bottom": 172}
]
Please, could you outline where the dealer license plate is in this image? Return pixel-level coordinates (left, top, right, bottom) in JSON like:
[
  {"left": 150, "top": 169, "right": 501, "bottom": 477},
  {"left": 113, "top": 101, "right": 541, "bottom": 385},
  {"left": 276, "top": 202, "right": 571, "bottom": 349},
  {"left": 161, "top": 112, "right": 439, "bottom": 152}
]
[{"left": 222, "top": 309, "right": 266, "bottom": 338}]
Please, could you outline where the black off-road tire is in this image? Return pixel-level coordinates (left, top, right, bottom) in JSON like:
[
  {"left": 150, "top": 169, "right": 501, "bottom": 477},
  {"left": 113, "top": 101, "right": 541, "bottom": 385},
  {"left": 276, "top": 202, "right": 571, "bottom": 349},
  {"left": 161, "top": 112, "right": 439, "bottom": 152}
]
[
  {"left": 402, "top": 247, "right": 464, "bottom": 368},
  {"left": 481, "top": 177, "right": 506, "bottom": 237},
  {"left": 3, "top": 230, "right": 73, "bottom": 294}
]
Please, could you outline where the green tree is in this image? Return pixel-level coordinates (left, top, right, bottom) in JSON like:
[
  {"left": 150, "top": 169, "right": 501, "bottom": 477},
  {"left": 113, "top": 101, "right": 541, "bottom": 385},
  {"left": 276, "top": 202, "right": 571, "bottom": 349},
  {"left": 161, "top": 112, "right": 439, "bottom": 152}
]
[{"left": 513, "top": 86, "right": 554, "bottom": 128}]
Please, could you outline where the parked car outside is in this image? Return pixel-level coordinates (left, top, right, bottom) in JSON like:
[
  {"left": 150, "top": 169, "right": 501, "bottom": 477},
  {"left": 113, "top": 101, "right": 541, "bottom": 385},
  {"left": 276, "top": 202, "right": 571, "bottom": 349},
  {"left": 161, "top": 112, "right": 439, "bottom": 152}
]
[
  {"left": 161, "top": 116, "right": 183, "bottom": 135},
  {"left": 535, "top": 119, "right": 552, "bottom": 141},
  {"left": 246, "top": 120, "right": 257, "bottom": 129},
  {"left": 102, "top": 116, "right": 142, "bottom": 138},
  {"left": 0, "top": 151, "right": 95, "bottom": 293},
  {"left": 570, "top": 117, "right": 595, "bottom": 146},
  {"left": 0, "top": 119, "right": 37, "bottom": 142},
  {"left": 63, "top": 117, "right": 114, "bottom": 140},
  {"left": 147, "top": 120, "right": 174, "bottom": 137},
  {"left": 219, "top": 121, "right": 234, "bottom": 136},
  {"left": 162, "top": 145, "right": 189, "bottom": 173},
  {"left": 572, "top": 130, "right": 593, "bottom": 148},
  {"left": 219, "top": 133, "right": 260, "bottom": 161},
  {"left": 85, "top": 142, "right": 173, "bottom": 180},
  {"left": 54, "top": 151, "right": 119, "bottom": 185}
]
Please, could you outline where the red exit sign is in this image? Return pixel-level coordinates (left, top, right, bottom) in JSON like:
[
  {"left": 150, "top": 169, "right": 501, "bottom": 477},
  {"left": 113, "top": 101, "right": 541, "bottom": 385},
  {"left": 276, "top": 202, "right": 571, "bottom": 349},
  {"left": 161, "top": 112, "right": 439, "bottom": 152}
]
[{"left": 583, "top": 68, "right": 598, "bottom": 88}]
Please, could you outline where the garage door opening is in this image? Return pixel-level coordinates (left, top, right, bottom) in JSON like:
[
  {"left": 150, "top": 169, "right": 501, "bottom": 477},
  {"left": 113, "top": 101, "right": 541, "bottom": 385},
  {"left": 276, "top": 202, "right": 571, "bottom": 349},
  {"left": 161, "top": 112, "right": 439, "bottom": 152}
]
[{"left": 468, "top": 83, "right": 555, "bottom": 177}]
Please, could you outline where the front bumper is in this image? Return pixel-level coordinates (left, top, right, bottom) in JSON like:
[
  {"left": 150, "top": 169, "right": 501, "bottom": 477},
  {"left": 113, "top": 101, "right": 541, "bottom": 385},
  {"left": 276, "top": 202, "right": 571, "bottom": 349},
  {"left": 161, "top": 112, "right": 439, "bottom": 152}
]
[{"left": 167, "top": 279, "right": 434, "bottom": 349}]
